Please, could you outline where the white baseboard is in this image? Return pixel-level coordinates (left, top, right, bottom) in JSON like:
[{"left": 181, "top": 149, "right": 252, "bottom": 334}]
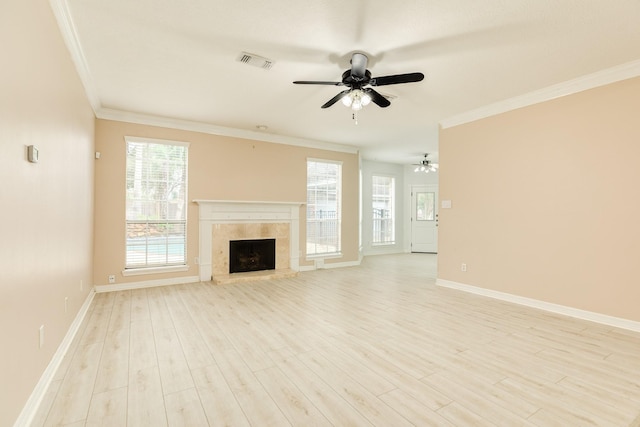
[
  {"left": 323, "top": 259, "right": 361, "bottom": 269},
  {"left": 298, "top": 258, "right": 362, "bottom": 271},
  {"left": 13, "top": 288, "right": 96, "bottom": 427},
  {"left": 94, "top": 275, "right": 200, "bottom": 293},
  {"left": 362, "top": 246, "right": 404, "bottom": 257},
  {"left": 436, "top": 279, "right": 640, "bottom": 333}
]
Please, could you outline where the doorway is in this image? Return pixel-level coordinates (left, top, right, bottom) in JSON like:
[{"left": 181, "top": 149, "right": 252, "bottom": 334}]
[{"left": 410, "top": 184, "right": 438, "bottom": 253}]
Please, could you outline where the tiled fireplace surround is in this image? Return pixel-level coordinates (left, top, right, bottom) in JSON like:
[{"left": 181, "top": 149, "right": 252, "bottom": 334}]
[{"left": 194, "top": 200, "right": 303, "bottom": 282}]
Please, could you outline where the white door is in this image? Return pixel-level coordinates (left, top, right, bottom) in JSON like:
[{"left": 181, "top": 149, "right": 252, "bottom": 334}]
[{"left": 411, "top": 185, "right": 438, "bottom": 253}]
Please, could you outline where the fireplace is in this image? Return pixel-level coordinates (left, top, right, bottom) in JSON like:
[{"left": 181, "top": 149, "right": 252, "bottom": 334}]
[
  {"left": 194, "top": 200, "right": 303, "bottom": 282},
  {"left": 229, "top": 238, "right": 276, "bottom": 274}
]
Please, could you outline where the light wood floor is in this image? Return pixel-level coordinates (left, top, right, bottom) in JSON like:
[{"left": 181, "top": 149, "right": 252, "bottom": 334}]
[{"left": 33, "top": 254, "right": 640, "bottom": 426}]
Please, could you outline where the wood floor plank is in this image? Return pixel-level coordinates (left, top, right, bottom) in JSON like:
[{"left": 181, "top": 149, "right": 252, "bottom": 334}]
[
  {"left": 147, "top": 287, "right": 175, "bottom": 332},
  {"left": 436, "top": 401, "right": 496, "bottom": 427},
  {"left": 129, "top": 288, "right": 151, "bottom": 322},
  {"left": 297, "top": 350, "right": 414, "bottom": 426},
  {"left": 254, "top": 366, "right": 331, "bottom": 426},
  {"left": 276, "top": 355, "right": 374, "bottom": 426},
  {"left": 164, "top": 388, "right": 209, "bottom": 427},
  {"left": 129, "top": 319, "right": 157, "bottom": 372},
  {"left": 191, "top": 363, "right": 251, "bottom": 427},
  {"left": 85, "top": 386, "right": 127, "bottom": 426},
  {"left": 422, "top": 372, "right": 538, "bottom": 426},
  {"left": 378, "top": 389, "right": 456, "bottom": 427},
  {"left": 44, "top": 342, "right": 103, "bottom": 426},
  {"left": 155, "top": 327, "right": 195, "bottom": 395},
  {"left": 107, "top": 290, "right": 131, "bottom": 332},
  {"left": 495, "top": 377, "right": 617, "bottom": 426},
  {"left": 78, "top": 304, "right": 111, "bottom": 346},
  {"left": 215, "top": 349, "right": 291, "bottom": 426},
  {"left": 127, "top": 365, "right": 168, "bottom": 427},
  {"left": 314, "top": 343, "right": 396, "bottom": 396},
  {"left": 34, "top": 254, "right": 640, "bottom": 427},
  {"left": 93, "top": 327, "right": 130, "bottom": 393}
]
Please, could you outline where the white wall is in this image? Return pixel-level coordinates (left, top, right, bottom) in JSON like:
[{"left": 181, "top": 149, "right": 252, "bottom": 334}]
[{"left": 0, "top": 0, "right": 95, "bottom": 424}]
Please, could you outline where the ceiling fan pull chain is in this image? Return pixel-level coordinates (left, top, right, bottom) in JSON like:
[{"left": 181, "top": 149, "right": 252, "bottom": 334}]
[{"left": 353, "top": 111, "right": 358, "bottom": 125}]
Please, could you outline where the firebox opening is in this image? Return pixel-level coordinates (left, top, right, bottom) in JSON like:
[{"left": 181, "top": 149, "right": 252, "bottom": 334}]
[{"left": 229, "top": 238, "right": 276, "bottom": 274}]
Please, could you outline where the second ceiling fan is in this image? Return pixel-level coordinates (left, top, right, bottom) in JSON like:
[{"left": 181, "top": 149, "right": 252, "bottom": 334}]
[{"left": 293, "top": 52, "right": 424, "bottom": 110}]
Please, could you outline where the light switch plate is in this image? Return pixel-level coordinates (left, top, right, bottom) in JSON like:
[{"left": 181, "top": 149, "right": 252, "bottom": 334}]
[{"left": 28, "top": 145, "right": 39, "bottom": 163}]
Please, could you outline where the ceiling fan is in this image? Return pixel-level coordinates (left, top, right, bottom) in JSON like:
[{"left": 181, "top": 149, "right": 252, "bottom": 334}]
[
  {"left": 293, "top": 52, "right": 424, "bottom": 110},
  {"left": 413, "top": 154, "right": 439, "bottom": 173}
]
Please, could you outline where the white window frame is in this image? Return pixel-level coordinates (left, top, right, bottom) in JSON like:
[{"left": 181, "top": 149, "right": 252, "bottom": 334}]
[
  {"left": 306, "top": 158, "right": 342, "bottom": 257},
  {"left": 124, "top": 136, "right": 189, "bottom": 274},
  {"left": 372, "top": 175, "right": 395, "bottom": 246}
]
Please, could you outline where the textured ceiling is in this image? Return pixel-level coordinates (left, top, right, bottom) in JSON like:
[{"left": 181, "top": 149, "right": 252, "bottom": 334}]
[{"left": 56, "top": 0, "right": 640, "bottom": 164}]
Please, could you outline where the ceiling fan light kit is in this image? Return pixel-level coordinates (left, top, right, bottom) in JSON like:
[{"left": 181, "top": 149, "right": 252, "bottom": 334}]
[
  {"left": 293, "top": 52, "right": 424, "bottom": 123},
  {"left": 413, "top": 154, "right": 439, "bottom": 173},
  {"left": 341, "top": 89, "right": 371, "bottom": 110}
]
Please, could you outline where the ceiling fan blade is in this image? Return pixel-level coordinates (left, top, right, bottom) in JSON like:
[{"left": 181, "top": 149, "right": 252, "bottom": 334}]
[
  {"left": 293, "top": 80, "right": 343, "bottom": 86},
  {"left": 365, "top": 88, "right": 391, "bottom": 108},
  {"left": 321, "top": 90, "right": 351, "bottom": 109},
  {"left": 350, "top": 52, "right": 368, "bottom": 79},
  {"left": 370, "top": 72, "right": 424, "bottom": 86}
]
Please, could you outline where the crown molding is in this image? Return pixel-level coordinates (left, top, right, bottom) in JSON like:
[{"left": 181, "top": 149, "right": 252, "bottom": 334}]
[
  {"left": 49, "top": 0, "right": 102, "bottom": 112},
  {"left": 49, "top": 0, "right": 357, "bottom": 156},
  {"left": 96, "top": 108, "right": 359, "bottom": 154},
  {"left": 440, "top": 59, "right": 640, "bottom": 129}
]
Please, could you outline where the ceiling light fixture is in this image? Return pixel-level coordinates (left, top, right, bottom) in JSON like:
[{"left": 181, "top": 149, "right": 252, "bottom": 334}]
[
  {"left": 413, "top": 154, "right": 439, "bottom": 173},
  {"left": 341, "top": 89, "right": 372, "bottom": 111},
  {"left": 341, "top": 89, "right": 372, "bottom": 125}
]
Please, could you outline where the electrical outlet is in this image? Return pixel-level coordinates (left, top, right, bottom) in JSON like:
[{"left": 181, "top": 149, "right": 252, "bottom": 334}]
[
  {"left": 65, "top": 297, "right": 68, "bottom": 313},
  {"left": 108, "top": 275, "right": 116, "bottom": 284},
  {"left": 39, "top": 325, "right": 45, "bottom": 348},
  {"left": 461, "top": 263, "right": 467, "bottom": 272},
  {"left": 194, "top": 257, "right": 199, "bottom": 265}
]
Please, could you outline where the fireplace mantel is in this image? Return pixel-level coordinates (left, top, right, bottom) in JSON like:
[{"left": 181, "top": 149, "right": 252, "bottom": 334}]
[{"left": 193, "top": 200, "right": 304, "bottom": 281}]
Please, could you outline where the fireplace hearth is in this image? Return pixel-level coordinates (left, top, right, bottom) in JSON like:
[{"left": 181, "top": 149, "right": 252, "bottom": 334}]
[{"left": 229, "top": 238, "right": 276, "bottom": 274}]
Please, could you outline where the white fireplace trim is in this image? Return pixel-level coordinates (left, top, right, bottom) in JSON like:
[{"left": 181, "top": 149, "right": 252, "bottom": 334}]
[{"left": 194, "top": 200, "right": 304, "bottom": 281}]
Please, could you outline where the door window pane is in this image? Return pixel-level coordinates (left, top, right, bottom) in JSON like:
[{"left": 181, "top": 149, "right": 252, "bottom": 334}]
[{"left": 416, "top": 192, "right": 435, "bottom": 221}]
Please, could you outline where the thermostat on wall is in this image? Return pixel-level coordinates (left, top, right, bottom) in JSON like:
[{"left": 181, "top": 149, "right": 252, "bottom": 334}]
[{"left": 27, "top": 145, "right": 39, "bottom": 163}]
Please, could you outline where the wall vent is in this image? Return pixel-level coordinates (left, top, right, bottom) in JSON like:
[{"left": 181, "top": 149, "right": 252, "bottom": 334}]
[{"left": 236, "top": 52, "right": 275, "bottom": 70}]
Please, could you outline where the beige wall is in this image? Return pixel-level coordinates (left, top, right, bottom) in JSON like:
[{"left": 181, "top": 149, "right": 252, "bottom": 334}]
[
  {"left": 439, "top": 76, "right": 640, "bottom": 322},
  {"left": 0, "top": 0, "right": 95, "bottom": 424},
  {"left": 94, "top": 119, "right": 359, "bottom": 285}
]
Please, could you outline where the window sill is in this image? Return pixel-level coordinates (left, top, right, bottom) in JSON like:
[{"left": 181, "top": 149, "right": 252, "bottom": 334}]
[
  {"left": 372, "top": 242, "right": 396, "bottom": 247},
  {"left": 122, "top": 265, "right": 189, "bottom": 276}
]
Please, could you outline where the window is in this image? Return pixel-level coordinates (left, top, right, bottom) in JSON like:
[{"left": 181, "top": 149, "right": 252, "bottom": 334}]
[
  {"left": 416, "top": 192, "right": 435, "bottom": 221},
  {"left": 306, "top": 159, "right": 341, "bottom": 256},
  {"left": 125, "top": 137, "right": 188, "bottom": 269},
  {"left": 372, "top": 175, "right": 395, "bottom": 245}
]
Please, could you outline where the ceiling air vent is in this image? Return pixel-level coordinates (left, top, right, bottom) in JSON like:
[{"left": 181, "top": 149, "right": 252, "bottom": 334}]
[{"left": 236, "top": 52, "right": 275, "bottom": 70}]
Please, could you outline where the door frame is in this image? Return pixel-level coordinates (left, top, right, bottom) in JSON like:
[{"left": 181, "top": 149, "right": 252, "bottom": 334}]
[{"left": 409, "top": 184, "right": 438, "bottom": 253}]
